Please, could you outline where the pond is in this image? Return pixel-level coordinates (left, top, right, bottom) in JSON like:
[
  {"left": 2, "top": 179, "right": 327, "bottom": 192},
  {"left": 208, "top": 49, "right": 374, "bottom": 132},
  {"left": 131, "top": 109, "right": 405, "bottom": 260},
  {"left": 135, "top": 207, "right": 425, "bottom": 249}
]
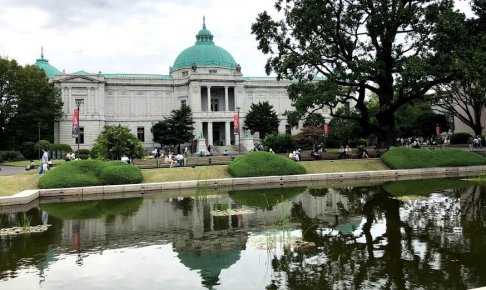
[{"left": 0, "top": 178, "right": 485, "bottom": 290}]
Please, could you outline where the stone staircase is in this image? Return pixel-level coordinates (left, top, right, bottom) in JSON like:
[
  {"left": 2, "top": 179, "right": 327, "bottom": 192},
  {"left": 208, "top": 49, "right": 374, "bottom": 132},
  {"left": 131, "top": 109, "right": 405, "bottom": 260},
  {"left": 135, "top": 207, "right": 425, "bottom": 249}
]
[{"left": 211, "top": 145, "right": 246, "bottom": 155}]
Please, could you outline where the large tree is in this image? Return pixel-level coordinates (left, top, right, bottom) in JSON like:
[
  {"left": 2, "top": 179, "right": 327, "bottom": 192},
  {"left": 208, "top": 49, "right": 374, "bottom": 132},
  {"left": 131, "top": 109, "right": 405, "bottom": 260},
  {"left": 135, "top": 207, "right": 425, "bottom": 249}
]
[
  {"left": 152, "top": 104, "right": 195, "bottom": 150},
  {"left": 244, "top": 101, "right": 280, "bottom": 139},
  {"left": 433, "top": 0, "right": 485, "bottom": 136},
  {"left": 252, "top": 0, "right": 466, "bottom": 147},
  {"left": 0, "top": 58, "right": 63, "bottom": 149}
]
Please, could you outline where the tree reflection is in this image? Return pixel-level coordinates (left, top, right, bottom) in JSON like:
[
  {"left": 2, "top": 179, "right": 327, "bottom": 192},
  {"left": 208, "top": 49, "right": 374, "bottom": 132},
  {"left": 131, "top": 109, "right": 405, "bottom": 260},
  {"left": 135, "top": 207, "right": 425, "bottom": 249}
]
[{"left": 268, "top": 184, "right": 486, "bottom": 290}]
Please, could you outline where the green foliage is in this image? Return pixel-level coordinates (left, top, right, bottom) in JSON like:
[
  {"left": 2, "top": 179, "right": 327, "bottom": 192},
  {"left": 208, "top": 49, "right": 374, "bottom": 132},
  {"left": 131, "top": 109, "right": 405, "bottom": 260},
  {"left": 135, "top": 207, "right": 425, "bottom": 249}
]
[
  {"left": 252, "top": 1, "right": 467, "bottom": 147},
  {"left": 20, "top": 142, "right": 37, "bottom": 160},
  {"left": 0, "top": 151, "right": 25, "bottom": 162},
  {"left": 152, "top": 104, "right": 195, "bottom": 147},
  {"left": 100, "top": 164, "right": 143, "bottom": 185},
  {"left": 243, "top": 101, "right": 279, "bottom": 140},
  {"left": 383, "top": 178, "right": 473, "bottom": 197},
  {"left": 40, "top": 198, "right": 143, "bottom": 220},
  {"left": 395, "top": 102, "right": 449, "bottom": 137},
  {"left": 293, "top": 126, "right": 323, "bottom": 150},
  {"left": 228, "top": 151, "right": 306, "bottom": 177},
  {"left": 35, "top": 140, "right": 51, "bottom": 151},
  {"left": 38, "top": 159, "right": 143, "bottom": 189},
  {"left": 450, "top": 133, "right": 473, "bottom": 144},
  {"left": 50, "top": 144, "right": 73, "bottom": 152},
  {"left": 381, "top": 147, "right": 486, "bottom": 169},
  {"left": 90, "top": 125, "right": 143, "bottom": 160},
  {"left": 263, "top": 133, "right": 296, "bottom": 153},
  {"left": 229, "top": 187, "right": 306, "bottom": 210},
  {"left": 78, "top": 149, "right": 90, "bottom": 160},
  {"left": 327, "top": 112, "right": 364, "bottom": 147},
  {"left": 0, "top": 57, "right": 63, "bottom": 149}
]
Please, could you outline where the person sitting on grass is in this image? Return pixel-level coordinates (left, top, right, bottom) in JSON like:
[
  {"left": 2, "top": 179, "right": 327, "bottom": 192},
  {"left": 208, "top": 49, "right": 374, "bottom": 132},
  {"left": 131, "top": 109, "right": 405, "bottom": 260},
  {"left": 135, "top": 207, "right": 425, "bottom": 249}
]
[{"left": 25, "top": 160, "right": 36, "bottom": 171}]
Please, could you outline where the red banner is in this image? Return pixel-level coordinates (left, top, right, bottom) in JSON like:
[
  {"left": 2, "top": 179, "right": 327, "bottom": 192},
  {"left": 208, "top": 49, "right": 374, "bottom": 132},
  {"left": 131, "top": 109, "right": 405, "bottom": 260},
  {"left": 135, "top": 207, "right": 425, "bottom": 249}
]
[
  {"left": 323, "top": 123, "right": 329, "bottom": 136},
  {"left": 435, "top": 125, "right": 440, "bottom": 136},
  {"left": 234, "top": 114, "right": 239, "bottom": 134},
  {"left": 72, "top": 109, "right": 79, "bottom": 138}
]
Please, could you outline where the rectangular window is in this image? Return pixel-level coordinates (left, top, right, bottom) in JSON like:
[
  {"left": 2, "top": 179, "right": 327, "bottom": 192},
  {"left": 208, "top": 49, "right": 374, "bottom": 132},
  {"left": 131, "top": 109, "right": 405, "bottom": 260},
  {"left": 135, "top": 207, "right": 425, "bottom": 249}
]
[
  {"left": 75, "top": 99, "right": 85, "bottom": 113},
  {"left": 182, "top": 71, "right": 188, "bottom": 77},
  {"left": 209, "top": 69, "right": 217, "bottom": 74},
  {"left": 211, "top": 98, "right": 219, "bottom": 112},
  {"left": 285, "top": 125, "right": 291, "bottom": 135},
  {"left": 181, "top": 100, "right": 187, "bottom": 106},
  {"left": 137, "top": 127, "right": 145, "bottom": 142},
  {"left": 75, "top": 127, "right": 84, "bottom": 144}
]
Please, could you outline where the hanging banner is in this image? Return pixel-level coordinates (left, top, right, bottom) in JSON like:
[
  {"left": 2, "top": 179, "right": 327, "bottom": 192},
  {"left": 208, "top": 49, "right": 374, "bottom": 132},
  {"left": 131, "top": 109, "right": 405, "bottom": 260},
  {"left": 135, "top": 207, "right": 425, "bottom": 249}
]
[
  {"left": 72, "top": 109, "right": 79, "bottom": 138},
  {"left": 435, "top": 125, "right": 440, "bottom": 136},
  {"left": 234, "top": 114, "right": 240, "bottom": 134},
  {"left": 323, "top": 123, "right": 329, "bottom": 137}
]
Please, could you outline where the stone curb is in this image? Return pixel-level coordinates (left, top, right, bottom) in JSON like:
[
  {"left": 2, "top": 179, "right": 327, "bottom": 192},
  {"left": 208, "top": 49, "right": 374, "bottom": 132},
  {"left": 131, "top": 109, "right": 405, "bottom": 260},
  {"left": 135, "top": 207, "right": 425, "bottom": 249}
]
[{"left": 1, "top": 165, "right": 485, "bottom": 207}]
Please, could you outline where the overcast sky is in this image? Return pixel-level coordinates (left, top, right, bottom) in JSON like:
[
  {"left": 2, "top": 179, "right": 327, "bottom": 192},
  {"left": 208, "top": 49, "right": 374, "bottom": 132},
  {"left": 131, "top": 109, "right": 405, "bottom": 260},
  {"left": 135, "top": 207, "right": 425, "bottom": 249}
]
[{"left": 0, "top": 0, "right": 474, "bottom": 77}]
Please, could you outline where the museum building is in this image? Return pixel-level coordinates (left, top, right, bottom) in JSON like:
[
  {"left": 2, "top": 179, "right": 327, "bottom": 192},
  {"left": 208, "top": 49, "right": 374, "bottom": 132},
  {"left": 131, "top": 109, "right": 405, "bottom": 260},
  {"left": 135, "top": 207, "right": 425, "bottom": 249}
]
[{"left": 35, "top": 20, "right": 302, "bottom": 152}]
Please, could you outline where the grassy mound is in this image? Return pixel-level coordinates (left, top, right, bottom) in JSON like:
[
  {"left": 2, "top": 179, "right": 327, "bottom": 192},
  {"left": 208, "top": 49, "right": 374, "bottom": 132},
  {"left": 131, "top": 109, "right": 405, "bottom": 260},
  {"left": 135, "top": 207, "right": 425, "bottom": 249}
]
[
  {"left": 383, "top": 178, "right": 473, "bottom": 196},
  {"left": 38, "top": 160, "right": 143, "bottom": 189},
  {"left": 229, "top": 187, "right": 306, "bottom": 210},
  {"left": 381, "top": 147, "right": 486, "bottom": 169},
  {"left": 228, "top": 151, "right": 306, "bottom": 177}
]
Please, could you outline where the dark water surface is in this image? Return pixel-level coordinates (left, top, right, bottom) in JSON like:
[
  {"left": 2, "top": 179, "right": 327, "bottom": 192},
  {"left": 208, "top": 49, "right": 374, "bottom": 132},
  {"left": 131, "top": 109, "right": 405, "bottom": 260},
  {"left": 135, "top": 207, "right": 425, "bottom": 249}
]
[{"left": 0, "top": 179, "right": 485, "bottom": 290}]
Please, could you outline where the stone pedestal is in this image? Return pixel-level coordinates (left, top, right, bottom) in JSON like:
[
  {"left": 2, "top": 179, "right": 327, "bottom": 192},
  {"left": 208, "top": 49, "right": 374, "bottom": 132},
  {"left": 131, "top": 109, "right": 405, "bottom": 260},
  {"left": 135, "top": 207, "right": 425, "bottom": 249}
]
[
  {"left": 241, "top": 137, "right": 254, "bottom": 152},
  {"left": 197, "top": 138, "right": 207, "bottom": 152}
]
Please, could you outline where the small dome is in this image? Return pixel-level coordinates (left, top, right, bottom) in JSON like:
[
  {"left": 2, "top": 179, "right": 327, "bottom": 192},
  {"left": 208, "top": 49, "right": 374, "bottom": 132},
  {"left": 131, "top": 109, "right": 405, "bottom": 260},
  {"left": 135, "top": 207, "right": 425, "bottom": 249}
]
[
  {"left": 171, "top": 17, "right": 237, "bottom": 72},
  {"left": 35, "top": 47, "right": 61, "bottom": 78}
]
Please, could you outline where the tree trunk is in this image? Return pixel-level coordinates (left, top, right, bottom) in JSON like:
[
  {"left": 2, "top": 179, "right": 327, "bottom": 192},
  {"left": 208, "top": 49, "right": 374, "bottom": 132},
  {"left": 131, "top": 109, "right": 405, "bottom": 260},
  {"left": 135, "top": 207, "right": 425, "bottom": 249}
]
[{"left": 376, "top": 109, "right": 396, "bottom": 149}]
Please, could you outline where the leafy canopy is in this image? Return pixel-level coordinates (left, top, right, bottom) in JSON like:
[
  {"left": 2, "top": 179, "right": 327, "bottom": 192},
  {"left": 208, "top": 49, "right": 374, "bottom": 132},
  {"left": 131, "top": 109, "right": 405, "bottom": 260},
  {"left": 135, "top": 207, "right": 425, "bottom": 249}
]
[
  {"left": 90, "top": 125, "right": 143, "bottom": 160},
  {"left": 252, "top": 0, "right": 467, "bottom": 147},
  {"left": 0, "top": 57, "right": 63, "bottom": 149}
]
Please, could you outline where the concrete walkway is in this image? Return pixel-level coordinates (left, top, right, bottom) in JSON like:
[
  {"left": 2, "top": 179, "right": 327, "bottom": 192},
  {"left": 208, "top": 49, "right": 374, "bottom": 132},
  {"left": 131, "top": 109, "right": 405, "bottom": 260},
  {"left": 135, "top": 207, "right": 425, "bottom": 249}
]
[{"left": 0, "top": 166, "right": 25, "bottom": 176}]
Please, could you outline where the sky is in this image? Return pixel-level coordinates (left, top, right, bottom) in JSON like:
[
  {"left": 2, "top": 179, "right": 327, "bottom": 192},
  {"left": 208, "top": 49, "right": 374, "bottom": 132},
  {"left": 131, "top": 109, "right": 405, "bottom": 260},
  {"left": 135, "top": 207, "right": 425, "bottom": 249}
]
[{"left": 0, "top": 0, "right": 475, "bottom": 77}]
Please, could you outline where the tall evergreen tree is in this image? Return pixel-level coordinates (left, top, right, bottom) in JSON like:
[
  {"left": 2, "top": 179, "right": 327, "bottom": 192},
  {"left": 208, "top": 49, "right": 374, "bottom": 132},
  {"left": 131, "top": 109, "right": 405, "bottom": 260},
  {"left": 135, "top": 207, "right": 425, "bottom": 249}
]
[
  {"left": 244, "top": 101, "right": 280, "bottom": 140},
  {"left": 152, "top": 104, "right": 195, "bottom": 150},
  {"left": 252, "top": 0, "right": 467, "bottom": 147}
]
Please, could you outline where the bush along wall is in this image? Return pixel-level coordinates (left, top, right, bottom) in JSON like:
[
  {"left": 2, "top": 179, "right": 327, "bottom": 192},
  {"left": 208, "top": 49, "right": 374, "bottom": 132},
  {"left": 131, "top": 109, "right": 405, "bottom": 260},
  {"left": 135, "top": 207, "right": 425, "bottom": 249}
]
[
  {"left": 38, "top": 160, "right": 143, "bottom": 189},
  {"left": 228, "top": 151, "right": 306, "bottom": 177},
  {"left": 381, "top": 147, "right": 486, "bottom": 169}
]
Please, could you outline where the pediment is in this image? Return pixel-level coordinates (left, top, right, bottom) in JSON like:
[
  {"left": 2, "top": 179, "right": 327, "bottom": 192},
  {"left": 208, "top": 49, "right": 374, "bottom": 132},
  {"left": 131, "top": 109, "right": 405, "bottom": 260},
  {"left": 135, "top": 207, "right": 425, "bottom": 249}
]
[{"left": 56, "top": 75, "right": 102, "bottom": 83}]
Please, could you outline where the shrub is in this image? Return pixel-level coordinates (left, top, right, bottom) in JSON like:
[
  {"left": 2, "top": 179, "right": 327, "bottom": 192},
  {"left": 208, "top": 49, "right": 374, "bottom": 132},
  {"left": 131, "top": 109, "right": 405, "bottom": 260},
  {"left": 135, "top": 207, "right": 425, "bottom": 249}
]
[
  {"left": 450, "top": 133, "right": 473, "bottom": 145},
  {"left": 21, "top": 142, "right": 37, "bottom": 160},
  {"left": 100, "top": 164, "right": 143, "bottom": 185},
  {"left": 228, "top": 151, "right": 306, "bottom": 177},
  {"left": 0, "top": 151, "right": 25, "bottom": 162},
  {"left": 381, "top": 147, "right": 486, "bottom": 169},
  {"left": 78, "top": 149, "right": 91, "bottom": 160},
  {"left": 263, "top": 133, "right": 296, "bottom": 153},
  {"left": 50, "top": 144, "right": 73, "bottom": 152},
  {"left": 38, "top": 159, "right": 143, "bottom": 189},
  {"left": 35, "top": 140, "right": 51, "bottom": 151}
]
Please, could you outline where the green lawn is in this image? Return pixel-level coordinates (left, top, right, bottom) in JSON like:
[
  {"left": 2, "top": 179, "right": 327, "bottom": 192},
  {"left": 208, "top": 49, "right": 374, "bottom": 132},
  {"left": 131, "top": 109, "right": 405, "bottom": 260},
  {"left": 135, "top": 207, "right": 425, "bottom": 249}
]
[{"left": 0, "top": 159, "right": 388, "bottom": 197}]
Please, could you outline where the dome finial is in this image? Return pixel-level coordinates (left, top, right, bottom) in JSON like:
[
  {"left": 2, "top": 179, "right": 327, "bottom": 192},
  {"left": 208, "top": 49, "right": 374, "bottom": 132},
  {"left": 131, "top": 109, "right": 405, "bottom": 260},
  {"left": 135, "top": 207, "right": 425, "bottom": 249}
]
[
  {"left": 41, "top": 46, "right": 44, "bottom": 60},
  {"left": 203, "top": 16, "right": 206, "bottom": 29}
]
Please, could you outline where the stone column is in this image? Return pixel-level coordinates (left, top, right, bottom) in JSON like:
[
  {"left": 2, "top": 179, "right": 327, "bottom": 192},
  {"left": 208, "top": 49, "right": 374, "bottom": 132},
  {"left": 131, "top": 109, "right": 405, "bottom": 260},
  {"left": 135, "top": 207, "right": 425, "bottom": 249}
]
[
  {"left": 207, "top": 121, "right": 213, "bottom": 146},
  {"left": 225, "top": 121, "right": 231, "bottom": 145},
  {"left": 207, "top": 86, "right": 211, "bottom": 112},
  {"left": 224, "top": 86, "right": 229, "bottom": 112}
]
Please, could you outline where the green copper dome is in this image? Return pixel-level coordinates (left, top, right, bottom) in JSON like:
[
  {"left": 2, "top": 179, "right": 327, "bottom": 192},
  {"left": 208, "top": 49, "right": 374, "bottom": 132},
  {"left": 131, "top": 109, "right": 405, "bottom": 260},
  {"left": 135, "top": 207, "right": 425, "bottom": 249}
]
[
  {"left": 35, "top": 48, "right": 61, "bottom": 78},
  {"left": 171, "top": 18, "right": 237, "bottom": 72}
]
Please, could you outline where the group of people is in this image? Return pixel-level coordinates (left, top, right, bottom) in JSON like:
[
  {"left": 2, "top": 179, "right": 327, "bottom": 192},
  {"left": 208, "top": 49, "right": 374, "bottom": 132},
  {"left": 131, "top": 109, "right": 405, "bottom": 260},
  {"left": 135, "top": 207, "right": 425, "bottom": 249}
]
[
  {"left": 471, "top": 136, "right": 483, "bottom": 148},
  {"left": 64, "top": 152, "right": 76, "bottom": 161},
  {"left": 338, "top": 145, "right": 368, "bottom": 159}
]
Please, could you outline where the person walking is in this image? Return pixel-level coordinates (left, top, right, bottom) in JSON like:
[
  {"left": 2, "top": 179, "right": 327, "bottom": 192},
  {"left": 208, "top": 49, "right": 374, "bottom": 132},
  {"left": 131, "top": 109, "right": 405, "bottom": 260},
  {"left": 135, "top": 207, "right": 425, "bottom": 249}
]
[{"left": 39, "top": 148, "right": 49, "bottom": 174}]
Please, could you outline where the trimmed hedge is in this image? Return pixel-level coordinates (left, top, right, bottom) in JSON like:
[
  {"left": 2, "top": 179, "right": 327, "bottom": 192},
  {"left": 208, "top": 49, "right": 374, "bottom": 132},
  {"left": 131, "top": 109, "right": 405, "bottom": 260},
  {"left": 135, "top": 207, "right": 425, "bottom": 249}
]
[
  {"left": 381, "top": 147, "right": 486, "bottom": 169},
  {"left": 228, "top": 151, "right": 306, "bottom": 177},
  {"left": 50, "top": 144, "right": 73, "bottom": 152},
  {"left": 38, "top": 159, "right": 143, "bottom": 189},
  {"left": 383, "top": 178, "right": 473, "bottom": 196},
  {"left": 0, "top": 151, "right": 25, "bottom": 162},
  {"left": 450, "top": 133, "right": 473, "bottom": 144}
]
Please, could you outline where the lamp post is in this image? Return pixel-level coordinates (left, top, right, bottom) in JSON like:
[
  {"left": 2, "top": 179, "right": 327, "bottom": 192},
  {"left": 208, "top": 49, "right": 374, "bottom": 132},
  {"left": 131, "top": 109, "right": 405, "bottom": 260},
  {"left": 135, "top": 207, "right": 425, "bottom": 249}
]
[
  {"left": 75, "top": 99, "right": 82, "bottom": 158},
  {"left": 37, "top": 122, "right": 41, "bottom": 159},
  {"left": 236, "top": 106, "right": 241, "bottom": 155}
]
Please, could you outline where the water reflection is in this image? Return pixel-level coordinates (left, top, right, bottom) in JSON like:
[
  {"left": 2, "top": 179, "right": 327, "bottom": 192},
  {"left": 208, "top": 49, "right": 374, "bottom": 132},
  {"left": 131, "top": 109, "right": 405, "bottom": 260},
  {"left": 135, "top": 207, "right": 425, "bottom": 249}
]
[{"left": 0, "top": 181, "right": 485, "bottom": 290}]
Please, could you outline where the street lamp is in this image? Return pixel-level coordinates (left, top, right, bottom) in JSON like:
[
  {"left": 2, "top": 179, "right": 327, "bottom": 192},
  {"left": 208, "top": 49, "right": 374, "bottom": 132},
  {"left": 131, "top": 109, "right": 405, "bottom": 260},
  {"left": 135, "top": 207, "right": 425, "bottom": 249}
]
[
  {"left": 236, "top": 106, "right": 241, "bottom": 155},
  {"left": 75, "top": 99, "right": 82, "bottom": 158}
]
